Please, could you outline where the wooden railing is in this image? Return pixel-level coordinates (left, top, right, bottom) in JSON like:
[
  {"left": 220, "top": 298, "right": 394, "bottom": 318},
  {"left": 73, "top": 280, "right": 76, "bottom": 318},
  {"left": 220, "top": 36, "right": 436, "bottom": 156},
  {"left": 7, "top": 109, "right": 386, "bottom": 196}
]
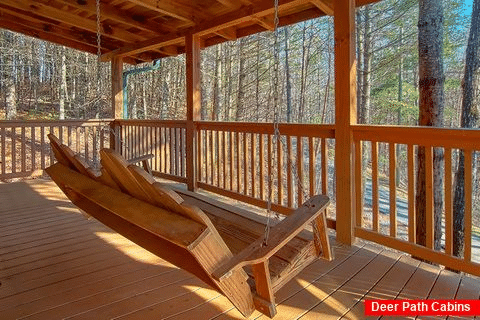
[
  {"left": 114, "top": 119, "right": 188, "bottom": 183},
  {"left": 4, "top": 118, "right": 480, "bottom": 276},
  {"left": 353, "top": 125, "right": 480, "bottom": 276},
  {"left": 196, "top": 122, "right": 336, "bottom": 227},
  {"left": 0, "top": 119, "right": 112, "bottom": 180}
]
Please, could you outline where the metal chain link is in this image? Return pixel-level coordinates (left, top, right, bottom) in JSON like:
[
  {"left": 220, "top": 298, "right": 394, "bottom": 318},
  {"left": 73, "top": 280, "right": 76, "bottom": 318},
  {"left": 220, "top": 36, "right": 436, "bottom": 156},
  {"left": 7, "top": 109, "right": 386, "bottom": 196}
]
[
  {"left": 95, "top": 0, "right": 102, "bottom": 118},
  {"left": 263, "top": 0, "right": 314, "bottom": 246},
  {"left": 263, "top": 0, "right": 281, "bottom": 246}
]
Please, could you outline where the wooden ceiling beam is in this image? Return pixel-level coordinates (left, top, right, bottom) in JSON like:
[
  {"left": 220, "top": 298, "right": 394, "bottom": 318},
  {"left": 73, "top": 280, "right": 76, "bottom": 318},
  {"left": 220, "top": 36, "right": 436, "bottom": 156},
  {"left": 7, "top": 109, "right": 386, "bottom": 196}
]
[
  {"left": 0, "top": 0, "right": 143, "bottom": 43},
  {"left": 54, "top": 0, "right": 170, "bottom": 35},
  {"left": 101, "top": 0, "right": 382, "bottom": 61},
  {"left": 214, "top": 27, "right": 237, "bottom": 41},
  {"left": 101, "top": 0, "right": 308, "bottom": 60},
  {"left": 101, "top": 32, "right": 184, "bottom": 61},
  {"left": 0, "top": 8, "right": 118, "bottom": 50},
  {"left": 0, "top": 16, "right": 136, "bottom": 64},
  {"left": 214, "top": 0, "right": 242, "bottom": 9},
  {"left": 158, "top": 45, "right": 179, "bottom": 56},
  {"left": 310, "top": 0, "right": 333, "bottom": 15},
  {"left": 252, "top": 16, "right": 275, "bottom": 31},
  {"left": 125, "top": 0, "right": 196, "bottom": 23}
]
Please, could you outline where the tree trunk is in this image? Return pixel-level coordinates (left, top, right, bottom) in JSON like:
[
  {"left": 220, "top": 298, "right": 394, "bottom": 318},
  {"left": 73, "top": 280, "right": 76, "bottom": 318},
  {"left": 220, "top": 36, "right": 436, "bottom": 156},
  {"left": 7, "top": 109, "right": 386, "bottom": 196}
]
[
  {"left": 5, "top": 78, "right": 16, "bottom": 120},
  {"left": 284, "top": 28, "right": 293, "bottom": 123},
  {"left": 59, "top": 49, "right": 66, "bottom": 120},
  {"left": 212, "top": 45, "right": 221, "bottom": 121},
  {"left": 235, "top": 38, "right": 247, "bottom": 121},
  {"left": 416, "top": 0, "right": 445, "bottom": 250},
  {"left": 360, "top": 6, "right": 372, "bottom": 125},
  {"left": 453, "top": 0, "right": 480, "bottom": 257}
]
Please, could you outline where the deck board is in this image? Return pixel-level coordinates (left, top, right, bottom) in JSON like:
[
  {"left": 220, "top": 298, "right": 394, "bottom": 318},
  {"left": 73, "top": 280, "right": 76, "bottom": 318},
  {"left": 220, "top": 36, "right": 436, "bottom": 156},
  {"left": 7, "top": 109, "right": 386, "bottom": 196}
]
[{"left": 1, "top": 180, "right": 479, "bottom": 320}]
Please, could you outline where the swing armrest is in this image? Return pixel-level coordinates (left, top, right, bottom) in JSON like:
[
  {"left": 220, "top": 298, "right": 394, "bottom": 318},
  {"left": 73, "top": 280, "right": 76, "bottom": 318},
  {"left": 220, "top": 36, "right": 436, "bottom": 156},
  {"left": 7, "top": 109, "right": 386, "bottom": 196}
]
[{"left": 212, "top": 195, "right": 329, "bottom": 281}]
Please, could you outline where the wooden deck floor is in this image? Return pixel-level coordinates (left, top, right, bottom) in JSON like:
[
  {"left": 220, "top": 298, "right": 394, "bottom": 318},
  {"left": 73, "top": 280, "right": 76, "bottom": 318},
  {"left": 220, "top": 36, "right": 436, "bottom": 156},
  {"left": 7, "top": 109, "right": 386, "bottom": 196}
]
[{"left": 1, "top": 179, "right": 479, "bottom": 320}]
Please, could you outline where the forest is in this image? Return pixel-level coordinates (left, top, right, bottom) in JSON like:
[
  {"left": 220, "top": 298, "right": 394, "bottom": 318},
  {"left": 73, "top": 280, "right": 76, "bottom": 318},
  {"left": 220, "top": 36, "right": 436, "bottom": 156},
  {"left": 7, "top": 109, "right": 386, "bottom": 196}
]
[
  {"left": 0, "top": 0, "right": 479, "bottom": 258},
  {"left": 0, "top": 0, "right": 470, "bottom": 126}
]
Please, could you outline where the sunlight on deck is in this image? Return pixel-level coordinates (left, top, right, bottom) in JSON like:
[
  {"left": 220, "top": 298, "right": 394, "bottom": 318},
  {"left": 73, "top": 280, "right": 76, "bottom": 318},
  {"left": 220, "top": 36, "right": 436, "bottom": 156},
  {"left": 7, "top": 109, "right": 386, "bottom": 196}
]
[{"left": 1, "top": 179, "right": 480, "bottom": 319}]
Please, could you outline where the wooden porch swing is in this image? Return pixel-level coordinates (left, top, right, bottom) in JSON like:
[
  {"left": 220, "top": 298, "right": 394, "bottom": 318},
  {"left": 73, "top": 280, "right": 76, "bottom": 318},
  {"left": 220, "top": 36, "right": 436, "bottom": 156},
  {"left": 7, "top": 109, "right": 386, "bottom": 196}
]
[{"left": 45, "top": 133, "right": 332, "bottom": 318}]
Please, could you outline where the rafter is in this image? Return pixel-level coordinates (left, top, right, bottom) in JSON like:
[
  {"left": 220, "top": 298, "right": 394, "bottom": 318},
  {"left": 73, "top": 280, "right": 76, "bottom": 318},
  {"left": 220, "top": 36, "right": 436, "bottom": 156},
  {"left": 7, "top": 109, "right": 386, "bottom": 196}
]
[
  {"left": 158, "top": 45, "right": 179, "bottom": 56},
  {"left": 0, "top": 7, "right": 115, "bottom": 50},
  {"left": 0, "top": 0, "right": 144, "bottom": 43},
  {"left": 101, "top": 32, "right": 184, "bottom": 61},
  {"left": 125, "top": 0, "right": 196, "bottom": 23},
  {"left": 101, "top": 0, "right": 313, "bottom": 60},
  {"left": 54, "top": 0, "right": 172, "bottom": 35},
  {"left": 252, "top": 16, "right": 275, "bottom": 31},
  {"left": 214, "top": 27, "right": 237, "bottom": 41},
  {"left": 310, "top": 0, "right": 333, "bottom": 15}
]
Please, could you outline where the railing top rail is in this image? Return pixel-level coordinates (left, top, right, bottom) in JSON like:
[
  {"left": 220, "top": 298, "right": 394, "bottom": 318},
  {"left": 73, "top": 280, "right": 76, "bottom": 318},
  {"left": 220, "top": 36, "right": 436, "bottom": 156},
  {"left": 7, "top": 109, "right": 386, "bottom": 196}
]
[
  {"left": 0, "top": 119, "right": 114, "bottom": 128},
  {"left": 196, "top": 121, "right": 336, "bottom": 137},
  {"left": 352, "top": 124, "right": 480, "bottom": 149},
  {"left": 116, "top": 119, "right": 187, "bottom": 127}
]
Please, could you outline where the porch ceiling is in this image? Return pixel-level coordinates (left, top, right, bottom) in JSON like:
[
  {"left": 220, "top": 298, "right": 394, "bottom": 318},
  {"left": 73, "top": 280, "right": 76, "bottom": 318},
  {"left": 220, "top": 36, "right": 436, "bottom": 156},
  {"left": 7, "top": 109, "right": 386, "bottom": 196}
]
[{"left": 0, "top": 0, "right": 380, "bottom": 64}]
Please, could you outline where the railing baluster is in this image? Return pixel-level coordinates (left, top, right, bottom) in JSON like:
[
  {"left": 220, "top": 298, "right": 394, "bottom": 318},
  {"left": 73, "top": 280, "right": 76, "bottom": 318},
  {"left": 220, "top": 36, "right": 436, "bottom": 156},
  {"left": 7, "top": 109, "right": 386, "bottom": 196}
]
[
  {"left": 372, "top": 141, "right": 379, "bottom": 232},
  {"left": 210, "top": 130, "right": 214, "bottom": 185},
  {"left": 204, "top": 130, "right": 208, "bottom": 183},
  {"left": 31, "top": 127, "right": 35, "bottom": 172},
  {"left": 243, "top": 132, "right": 248, "bottom": 195},
  {"left": 1, "top": 127, "right": 5, "bottom": 175},
  {"left": 11, "top": 127, "right": 16, "bottom": 173},
  {"left": 222, "top": 131, "right": 227, "bottom": 189},
  {"left": 355, "top": 140, "right": 362, "bottom": 227},
  {"left": 287, "top": 135, "right": 292, "bottom": 207},
  {"left": 259, "top": 133, "right": 264, "bottom": 200},
  {"left": 321, "top": 138, "right": 327, "bottom": 195},
  {"left": 464, "top": 149, "right": 473, "bottom": 262},
  {"left": 41, "top": 126, "right": 45, "bottom": 170},
  {"left": 408, "top": 144, "right": 416, "bottom": 243},
  {"left": 216, "top": 130, "right": 220, "bottom": 187},
  {"left": 84, "top": 126, "right": 89, "bottom": 163},
  {"left": 251, "top": 132, "right": 256, "bottom": 198},
  {"left": 176, "top": 128, "right": 181, "bottom": 177},
  {"left": 277, "top": 136, "right": 283, "bottom": 205},
  {"left": 444, "top": 148, "right": 452, "bottom": 255},
  {"left": 425, "top": 146, "right": 434, "bottom": 249},
  {"left": 297, "top": 136, "right": 304, "bottom": 206},
  {"left": 93, "top": 126, "right": 98, "bottom": 164},
  {"left": 76, "top": 126, "right": 80, "bottom": 153},
  {"left": 230, "top": 131, "right": 234, "bottom": 191},
  {"left": 236, "top": 131, "right": 240, "bottom": 193},
  {"left": 389, "top": 142, "right": 397, "bottom": 237},
  {"left": 197, "top": 129, "right": 202, "bottom": 182},
  {"left": 21, "top": 127, "right": 26, "bottom": 173},
  {"left": 267, "top": 134, "right": 272, "bottom": 203},
  {"left": 100, "top": 125, "right": 104, "bottom": 150},
  {"left": 309, "top": 137, "right": 315, "bottom": 198}
]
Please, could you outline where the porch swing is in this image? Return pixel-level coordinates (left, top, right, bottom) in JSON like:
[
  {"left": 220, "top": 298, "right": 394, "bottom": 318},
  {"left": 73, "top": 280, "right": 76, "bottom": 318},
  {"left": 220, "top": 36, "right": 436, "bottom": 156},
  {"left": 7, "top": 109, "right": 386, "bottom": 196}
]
[{"left": 45, "top": 0, "right": 332, "bottom": 318}]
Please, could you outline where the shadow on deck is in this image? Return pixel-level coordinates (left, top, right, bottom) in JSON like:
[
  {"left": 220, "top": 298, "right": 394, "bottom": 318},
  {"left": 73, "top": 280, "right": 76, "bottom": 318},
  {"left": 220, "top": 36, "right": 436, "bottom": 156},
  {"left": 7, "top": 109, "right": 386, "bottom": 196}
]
[{"left": 1, "top": 180, "right": 479, "bottom": 320}]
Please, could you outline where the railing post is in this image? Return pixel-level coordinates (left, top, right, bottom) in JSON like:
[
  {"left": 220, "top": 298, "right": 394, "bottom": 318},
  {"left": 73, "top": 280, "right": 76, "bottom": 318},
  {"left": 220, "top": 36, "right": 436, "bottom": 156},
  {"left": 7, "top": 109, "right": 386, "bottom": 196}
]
[
  {"left": 186, "top": 33, "right": 201, "bottom": 191},
  {"left": 111, "top": 57, "right": 123, "bottom": 120},
  {"left": 334, "top": 0, "right": 357, "bottom": 245}
]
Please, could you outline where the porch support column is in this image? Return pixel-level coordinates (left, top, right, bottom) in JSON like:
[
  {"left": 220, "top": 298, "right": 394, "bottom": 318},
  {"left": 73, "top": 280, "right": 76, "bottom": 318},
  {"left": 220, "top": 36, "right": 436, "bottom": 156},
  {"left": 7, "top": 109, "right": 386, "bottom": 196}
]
[
  {"left": 111, "top": 57, "right": 123, "bottom": 119},
  {"left": 334, "top": 0, "right": 357, "bottom": 245},
  {"left": 110, "top": 57, "right": 123, "bottom": 152},
  {"left": 186, "top": 33, "right": 201, "bottom": 191}
]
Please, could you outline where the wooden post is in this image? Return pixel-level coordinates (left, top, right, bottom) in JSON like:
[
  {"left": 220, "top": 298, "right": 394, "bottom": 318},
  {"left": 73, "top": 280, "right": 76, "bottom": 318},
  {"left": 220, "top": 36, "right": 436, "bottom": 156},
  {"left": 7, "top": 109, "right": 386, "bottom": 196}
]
[
  {"left": 334, "top": 0, "right": 357, "bottom": 245},
  {"left": 186, "top": 33, "right": 201, "bottom": 191},
  {"left": 110, "top": 57, "right": 123, "bottom": 153},
  {"left": 111, "top": 57, "right": 123, "bottom": 119}
]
